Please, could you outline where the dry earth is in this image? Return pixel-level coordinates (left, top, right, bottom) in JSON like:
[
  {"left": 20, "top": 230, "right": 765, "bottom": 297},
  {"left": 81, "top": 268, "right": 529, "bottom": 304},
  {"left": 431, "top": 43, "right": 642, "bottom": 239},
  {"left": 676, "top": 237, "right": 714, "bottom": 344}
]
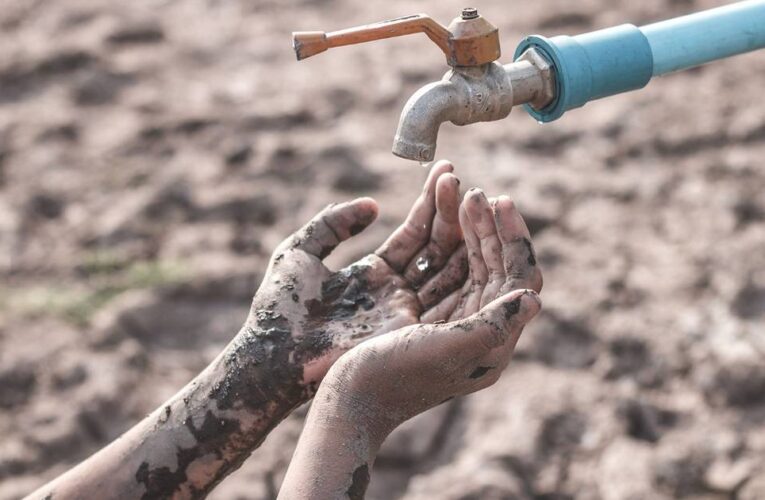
[{"left": 1, "top": 0, "right": 765, "bottom": 498}]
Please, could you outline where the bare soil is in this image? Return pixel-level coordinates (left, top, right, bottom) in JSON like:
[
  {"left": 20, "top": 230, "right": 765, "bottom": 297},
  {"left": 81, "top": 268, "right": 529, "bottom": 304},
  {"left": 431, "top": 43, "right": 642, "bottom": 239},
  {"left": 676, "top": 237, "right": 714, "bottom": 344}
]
[{"left": 1, "top": 0, "right": 764, "bottom": 498}]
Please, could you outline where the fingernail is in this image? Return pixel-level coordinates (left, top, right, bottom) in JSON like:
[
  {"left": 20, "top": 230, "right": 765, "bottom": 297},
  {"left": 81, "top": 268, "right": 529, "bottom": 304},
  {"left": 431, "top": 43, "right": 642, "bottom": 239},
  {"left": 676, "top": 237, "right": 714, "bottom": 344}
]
[
  {"left": 466, "top": 188, "right": 484, "bottom": 202},
  {"left": 503, "top": 290, "right": 541, "bottom": 322},
  {"left": 520, "top": 290, "right": 542, "bottom": 319},
  {"left": 443, "top": 173, "right": 460, "bottom": 186}
]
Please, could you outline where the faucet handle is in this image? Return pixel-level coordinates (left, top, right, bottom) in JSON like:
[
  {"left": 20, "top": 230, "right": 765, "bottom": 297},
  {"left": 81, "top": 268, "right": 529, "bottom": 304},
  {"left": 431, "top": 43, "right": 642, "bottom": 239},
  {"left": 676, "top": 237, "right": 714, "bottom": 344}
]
[
  {"left": 292, "top": 9, "right": 500, "bottom": 67},
  {"left": 293, "top": 14, "right": 450, "bottom": 61}
]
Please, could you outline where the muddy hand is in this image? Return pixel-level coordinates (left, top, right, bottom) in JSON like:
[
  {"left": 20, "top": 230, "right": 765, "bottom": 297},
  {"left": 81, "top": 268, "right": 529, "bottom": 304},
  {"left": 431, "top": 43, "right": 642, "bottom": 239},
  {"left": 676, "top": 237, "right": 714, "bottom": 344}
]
[
  {"left": 278, "top": 289, "right": 541, "bottom": 500},
  {"left": 421, "top": 189, "right": 543, "bottom": 323},
  {"left": 327, "top": 288, "right": 541, "bottom": 428},
  {"left": 240, "top": 160, "right": 464, "bottom": 397}
]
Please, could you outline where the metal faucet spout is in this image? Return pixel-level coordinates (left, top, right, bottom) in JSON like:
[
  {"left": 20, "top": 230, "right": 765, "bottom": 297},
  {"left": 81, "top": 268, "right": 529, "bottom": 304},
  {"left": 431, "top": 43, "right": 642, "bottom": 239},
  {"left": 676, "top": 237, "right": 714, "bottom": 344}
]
[
  {"left": 392, "top": 62, "right": 519, "bottom": 162},
  {"left": 392, "top": 80, "right": 463, "bottom": 162}
]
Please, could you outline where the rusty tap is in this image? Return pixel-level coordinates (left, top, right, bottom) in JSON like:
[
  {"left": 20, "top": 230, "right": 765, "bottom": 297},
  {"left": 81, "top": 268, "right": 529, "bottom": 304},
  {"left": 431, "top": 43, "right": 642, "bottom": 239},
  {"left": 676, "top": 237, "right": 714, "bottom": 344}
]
[
  {"left": 292, "top": 9, "right": 555, "bottom": 162},
  {"left": 292, "top": 10, "right": 501, "bottom": 67}
]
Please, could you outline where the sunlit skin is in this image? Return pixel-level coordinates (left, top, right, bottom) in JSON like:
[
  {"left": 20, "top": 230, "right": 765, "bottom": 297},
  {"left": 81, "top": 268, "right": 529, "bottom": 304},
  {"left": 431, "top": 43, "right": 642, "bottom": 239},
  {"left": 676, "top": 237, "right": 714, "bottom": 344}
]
[
  {"left": 278, "top": 187, "right": 543, "bottom": 500},
  {"left": 30, "top": 160, "right": 542, "bottom": 499}
]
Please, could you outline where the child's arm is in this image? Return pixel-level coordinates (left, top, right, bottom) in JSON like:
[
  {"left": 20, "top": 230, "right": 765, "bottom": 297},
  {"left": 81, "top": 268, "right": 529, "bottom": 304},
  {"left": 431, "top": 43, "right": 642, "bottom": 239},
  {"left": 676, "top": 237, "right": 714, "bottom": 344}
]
[{"left": 28, "top": 161, "right": 471, "bottom": 499}]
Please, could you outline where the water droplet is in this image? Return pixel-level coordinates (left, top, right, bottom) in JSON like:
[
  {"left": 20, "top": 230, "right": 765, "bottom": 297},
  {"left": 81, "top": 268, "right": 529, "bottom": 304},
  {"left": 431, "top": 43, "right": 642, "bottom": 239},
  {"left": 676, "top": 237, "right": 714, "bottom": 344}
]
[
  {"left": 419, "top": 161, "right": 432, "bottom": 169},
  {"left": 416, "top": 256, "right": 430, "bottom": 272}
]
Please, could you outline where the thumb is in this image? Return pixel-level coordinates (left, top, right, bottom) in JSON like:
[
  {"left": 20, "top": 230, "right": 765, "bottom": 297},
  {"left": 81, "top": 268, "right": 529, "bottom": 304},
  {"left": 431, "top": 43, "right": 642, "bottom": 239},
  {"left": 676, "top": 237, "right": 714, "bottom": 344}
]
[
  {"left": 286, "top": 197, "right": 378, "bottom": 259},
  {"left": 450, "top": 289, "right": 541, "bottom": 355}
]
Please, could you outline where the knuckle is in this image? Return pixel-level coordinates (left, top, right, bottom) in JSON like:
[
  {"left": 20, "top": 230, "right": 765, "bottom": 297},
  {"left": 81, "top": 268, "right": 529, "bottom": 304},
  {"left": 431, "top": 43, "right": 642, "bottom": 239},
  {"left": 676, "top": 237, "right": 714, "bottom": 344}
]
[
  {"left": 532, "top": 268, "right": 543, "bottom": 292},
  {"left": 402, "top": 218, "right": 426, "bottom": 240},
  {"left": 488, "top": 270, "right": 506, "bottom": 282}
]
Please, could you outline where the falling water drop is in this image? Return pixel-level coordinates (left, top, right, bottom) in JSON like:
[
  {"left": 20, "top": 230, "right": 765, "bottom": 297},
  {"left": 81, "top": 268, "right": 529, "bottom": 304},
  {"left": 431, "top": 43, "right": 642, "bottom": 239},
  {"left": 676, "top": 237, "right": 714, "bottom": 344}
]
[
  {"left": 416, "top": 256, "right": 430, "bottom": 272},
  {"left": 419, "top": 161, "right": 432, "bottom": 169}
]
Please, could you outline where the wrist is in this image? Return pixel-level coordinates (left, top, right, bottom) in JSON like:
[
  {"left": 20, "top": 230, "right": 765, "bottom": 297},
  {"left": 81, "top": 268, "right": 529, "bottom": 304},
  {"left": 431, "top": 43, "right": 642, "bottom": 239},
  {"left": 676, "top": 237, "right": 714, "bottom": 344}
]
[
  {"left": 278, "top": 380, "right": 384, "bottom": 500},
  {"left": 211, "top": 324, "right": 313, "bottom": 416},
  {"left": 315, "top": 356, "right": 398, "bottom": 446}
]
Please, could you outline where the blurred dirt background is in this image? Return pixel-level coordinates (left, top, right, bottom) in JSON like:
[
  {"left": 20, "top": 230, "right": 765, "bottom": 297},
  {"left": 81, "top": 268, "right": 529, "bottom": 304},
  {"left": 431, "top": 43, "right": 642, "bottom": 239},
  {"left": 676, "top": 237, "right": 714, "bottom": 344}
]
[{"left": 1, "top": 0, "right": 765, "bottom": 498}]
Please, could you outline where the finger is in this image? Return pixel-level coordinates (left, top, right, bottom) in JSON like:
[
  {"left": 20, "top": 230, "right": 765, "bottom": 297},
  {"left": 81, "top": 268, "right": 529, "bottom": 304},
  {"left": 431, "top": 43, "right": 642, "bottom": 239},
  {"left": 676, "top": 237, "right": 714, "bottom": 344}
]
[
  {"left": 285, "top": 197, "right": 378, "bottom": 259},
  {"left": 465, "top": 190, "right": 504, "bottom": 275},
  {"left": 453, "top": 191, "right": 487, "bottom": 318},
  {"left": 494, "top": 196, "right": 542, "bottom": 293},
  {"left": 447, "top": 289, "right": 541, "bottom": 356},
  {"left": 464, "top": 190, "right": 505, "bottom": 308},
  {"left": 376, "top": 160, "right": 454, "bottom": 272},
  {"left": 417, "top": 244, "right": 468, "bottom": 309},
  {"left": 420, "top": 288, "right": 462, "bottom": 323},
  {"left": 403, "top": 173, "right": 463, "bottom": 286}
]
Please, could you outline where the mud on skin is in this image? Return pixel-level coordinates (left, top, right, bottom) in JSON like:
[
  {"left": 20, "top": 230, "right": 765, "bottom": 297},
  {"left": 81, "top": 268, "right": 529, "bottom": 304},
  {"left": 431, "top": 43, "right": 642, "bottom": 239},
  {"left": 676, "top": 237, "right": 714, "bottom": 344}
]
[
  {"left": 303, "top": 264, "right": 376, "bottom": 328},
  {"left": 347, "top": 464, "right": 370, "bottom": 500},
  {"left": 469, "top": 366, "right": 493, "bottom": 379},
  {"left": 135, "top": 411, "right": 242, "bottom": 499},
  {"left": 133, "top": 308, "right": 334, "bottom": 497},
  {"left": 132, "top": 264, "right": 386, "bottom": 497}
]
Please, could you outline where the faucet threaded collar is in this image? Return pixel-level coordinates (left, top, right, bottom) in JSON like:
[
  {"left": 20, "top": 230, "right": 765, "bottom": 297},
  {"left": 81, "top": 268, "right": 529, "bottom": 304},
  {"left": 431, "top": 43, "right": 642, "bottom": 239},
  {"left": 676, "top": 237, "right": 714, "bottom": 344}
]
[{"left": 461, "top": 8, "right": 479, "bottom": 20}]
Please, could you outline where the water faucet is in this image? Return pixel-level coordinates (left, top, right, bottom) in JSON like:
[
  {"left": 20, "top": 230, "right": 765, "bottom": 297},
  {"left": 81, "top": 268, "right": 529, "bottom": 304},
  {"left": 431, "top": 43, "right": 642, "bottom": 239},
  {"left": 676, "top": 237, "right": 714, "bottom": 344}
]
[
  {"left": 293, "top": 9, "right": 556, "bottom": 162},
  {"left": 293, "top": 2, "right": 765, "bottom": 162}
]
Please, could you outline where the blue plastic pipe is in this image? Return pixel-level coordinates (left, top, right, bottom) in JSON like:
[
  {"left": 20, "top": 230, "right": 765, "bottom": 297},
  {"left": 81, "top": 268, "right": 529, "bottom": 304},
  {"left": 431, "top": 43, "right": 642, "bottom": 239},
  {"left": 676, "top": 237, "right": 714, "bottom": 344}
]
[
  {"left": 514, "top": 0, "right": 765, "bottom": 122},
  {"left": 643, "top": 0, "right": 765, "bottom": 75}
]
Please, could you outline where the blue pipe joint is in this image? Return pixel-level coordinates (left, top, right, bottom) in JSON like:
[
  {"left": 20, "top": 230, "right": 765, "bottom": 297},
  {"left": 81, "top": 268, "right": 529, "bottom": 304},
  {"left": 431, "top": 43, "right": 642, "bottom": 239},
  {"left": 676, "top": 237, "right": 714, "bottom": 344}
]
[{"left": 514, "top": 24, "right": 654, "bottom": 122}]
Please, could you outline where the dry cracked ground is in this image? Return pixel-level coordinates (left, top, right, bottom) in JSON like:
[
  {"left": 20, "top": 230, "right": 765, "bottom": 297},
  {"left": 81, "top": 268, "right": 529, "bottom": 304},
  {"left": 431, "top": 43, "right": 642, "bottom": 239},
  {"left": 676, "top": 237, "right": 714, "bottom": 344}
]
[{"left": 1, "top": 0, "right": 765, "bottom": 498}]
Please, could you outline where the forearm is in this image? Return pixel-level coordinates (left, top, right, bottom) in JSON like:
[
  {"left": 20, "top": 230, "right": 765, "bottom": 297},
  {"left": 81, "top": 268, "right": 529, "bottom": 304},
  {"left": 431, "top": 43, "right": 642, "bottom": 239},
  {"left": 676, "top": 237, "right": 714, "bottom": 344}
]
[
  {"left": 278, "top": 376, "right": 391, "bottom": 500},
  {"left": 31, "top": 324, "right": 311, "bottom": 500}
]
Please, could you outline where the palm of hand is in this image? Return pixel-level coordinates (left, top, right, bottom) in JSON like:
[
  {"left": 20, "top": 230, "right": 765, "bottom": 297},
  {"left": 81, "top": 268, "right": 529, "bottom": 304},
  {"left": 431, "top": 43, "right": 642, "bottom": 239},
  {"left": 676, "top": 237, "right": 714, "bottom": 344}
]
[
  {"left": 321, "top": 190, "right": 544, "bottom": 429},
  {"left": 247, "top": 162, "right": 465, "bottom": 385}
]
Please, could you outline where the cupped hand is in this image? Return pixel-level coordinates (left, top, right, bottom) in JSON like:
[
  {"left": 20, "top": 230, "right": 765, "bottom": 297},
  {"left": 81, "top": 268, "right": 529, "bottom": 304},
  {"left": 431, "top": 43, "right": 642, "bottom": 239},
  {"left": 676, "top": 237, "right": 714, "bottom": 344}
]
[
  {"left": 419, "top": 187, "right": 543, "bottom": 323},
  {"left": 315, "top": 190, "right": 544, "bottom": 431},
  {"left": 241, "top": 161, "right": 467, "bottom": 392},
  {"left": 277, "top": 287, "right": 541, "bottom": 500},
  {"left": 320, "top": 288, "right": 541, "bottom": 436},
  {"left": 276, "top": 181, "right": 545, "bottom": 500}
]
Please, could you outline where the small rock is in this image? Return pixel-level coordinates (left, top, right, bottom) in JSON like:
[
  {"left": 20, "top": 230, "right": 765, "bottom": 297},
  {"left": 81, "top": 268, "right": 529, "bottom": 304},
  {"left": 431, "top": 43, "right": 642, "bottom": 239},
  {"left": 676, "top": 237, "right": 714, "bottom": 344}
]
[
  {"left": 142, "top": 182, "right": 197, "bottom": 221},
  {"left": 36, "top": 123, "right": 79, "bottom": 143},
  {"left": 225, "top": 144, "right": 253, "bottom": 166},
  {"left": 731, "top": 281, "right": 765, "bottom": 319},
  {"left": 618, "top": 399, "right": 678, "bottom": 443},
  {"left": 703, "top": 359, "right": 765, "bottom": 407},
  {"left": 51, "top": 362, "right": 88, "bottom": 390},
  {"left": 653, "top": 447, "right": 712, "bottom": 498},
  {"left": 537, "top": 410, "right": 587, "bottom": 457},
  {"left": 0, "top": 365, "right": 36, "bottom": 409},
  {"left": 27, "top": 192, "right": 65, "bottom": 220},
  {"left": 605, "top": 337, "right": 666, "bottom": 388},
  {"left": 525, "top": 311, "right": 599, "bottom": 369},
  {"left": 71, "top": 70, "right": 134, "bottom": 106},
  {"left": 106, "top": 22, "right": 165, "bottom": 45}
]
